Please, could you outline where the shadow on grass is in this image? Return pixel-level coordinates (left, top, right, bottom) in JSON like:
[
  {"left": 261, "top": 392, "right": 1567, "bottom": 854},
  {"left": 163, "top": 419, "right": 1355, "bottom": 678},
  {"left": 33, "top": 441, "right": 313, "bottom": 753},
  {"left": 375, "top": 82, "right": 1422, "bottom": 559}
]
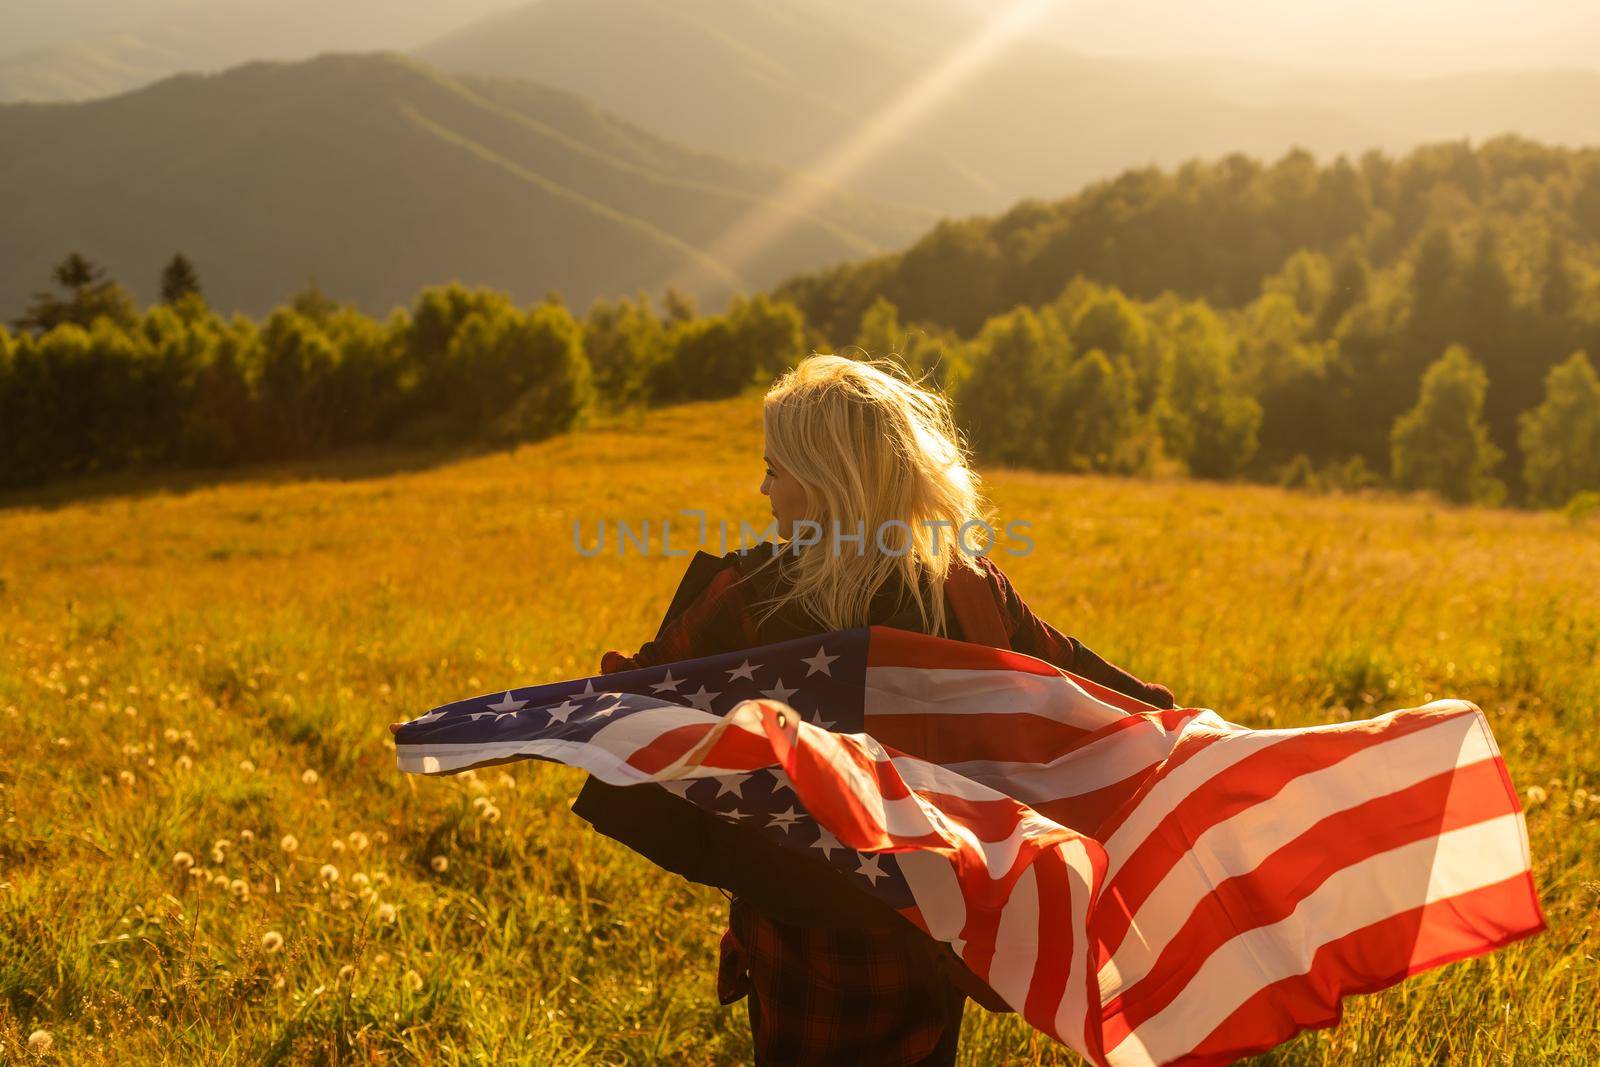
[{"left": 0, "top": 438, "right": 511, "bottom": 514}]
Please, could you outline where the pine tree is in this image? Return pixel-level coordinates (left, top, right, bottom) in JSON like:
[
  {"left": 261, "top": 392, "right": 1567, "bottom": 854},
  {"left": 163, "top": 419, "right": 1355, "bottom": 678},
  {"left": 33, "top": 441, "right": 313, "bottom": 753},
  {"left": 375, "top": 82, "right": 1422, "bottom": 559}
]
[
  {"left": 1390, "top": 345, "right": 1505, "bottom": 504},
  {"left": 13, "top": 252, "right": 137, "bottom": 333},
  {"left": 159, "top": 254, "right": 203, "bottom": 304}
]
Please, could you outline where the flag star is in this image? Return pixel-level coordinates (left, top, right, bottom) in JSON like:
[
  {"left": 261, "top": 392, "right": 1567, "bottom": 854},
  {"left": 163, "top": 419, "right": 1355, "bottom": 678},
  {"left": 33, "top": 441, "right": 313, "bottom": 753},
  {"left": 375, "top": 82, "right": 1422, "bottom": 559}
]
[
  {"left": 808, "top": 711, "right": 837, "bottom": 730},
  {"left": 591, "top": 699, "right": 626, "bottom": 719},
  {"left": 650, "top": 670, "right": 683, "bottom": 694},
  {"left": 486, "top": 691, "right": 528, "bottom": 713},
  {"left": 810, "top": 826, "right": 846, "bottom": 860},
  {"left": 544, "top": 699, "right": 581, "bottom": 724},
  {"left": 760, "top": 678, "right": 797, "bottom": 703},
  {"left": 800, "top": 646, "right": 839, "bottom": 677},
  {"left": 657, "top": 779, "right": 694, "bottom": 798},
  {"left": 856, "top": 854, "right": 888, "bottom": 886},
  {"left": 684, "top": 685, "right": 721, "bottom": 711},
  {"left": 574, "top": 680, "right": 602, "bottom": 700},
  {"left": 767, "top": 806, "right": 803, "bottom": 832},
  {"left": 713, "top": 774, "right": 747, "bottom": 800},
  {"left": 726, "top": 659, "right": 758, "bottom": 682},
  {"left": 719, "top": 807, "right": 751, "bottom": 821}
]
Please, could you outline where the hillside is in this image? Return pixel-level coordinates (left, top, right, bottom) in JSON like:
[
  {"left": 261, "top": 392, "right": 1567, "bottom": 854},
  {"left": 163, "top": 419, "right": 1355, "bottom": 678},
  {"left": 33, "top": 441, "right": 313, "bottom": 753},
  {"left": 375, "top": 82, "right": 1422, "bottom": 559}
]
[
  {"left": 1, "top": 393, "right": 1595, "bottom": 1061},
  {"left": 0, "top": 51, "right": 930, "bottom": 319},
  {"left": 419, "top": 0, "right": 1600, "bottom": 215},
  {"left": 0, "top": 0, "right": 508, "bottom": 102}
]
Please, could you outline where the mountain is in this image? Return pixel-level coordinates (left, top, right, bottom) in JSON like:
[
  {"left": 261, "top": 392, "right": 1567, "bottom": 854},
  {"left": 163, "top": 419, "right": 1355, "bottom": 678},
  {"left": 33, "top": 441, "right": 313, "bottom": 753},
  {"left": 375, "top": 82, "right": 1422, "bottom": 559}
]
[
  {"left": 418, "top": 0, "right": 1600, "bottom": 215},
  {"left": 0, "top": 52, "right": 932, "bottom": 320},
  {"left": 0, "top": 0, "right": 510, "bottom": 103}
]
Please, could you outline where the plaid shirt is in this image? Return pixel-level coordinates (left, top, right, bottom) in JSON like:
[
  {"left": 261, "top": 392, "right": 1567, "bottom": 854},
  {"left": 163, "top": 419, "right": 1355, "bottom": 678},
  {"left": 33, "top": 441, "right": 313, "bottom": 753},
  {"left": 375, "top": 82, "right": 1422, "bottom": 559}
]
[{"left": 592, "top": 546, "right": 1176, "bottom": 1065}]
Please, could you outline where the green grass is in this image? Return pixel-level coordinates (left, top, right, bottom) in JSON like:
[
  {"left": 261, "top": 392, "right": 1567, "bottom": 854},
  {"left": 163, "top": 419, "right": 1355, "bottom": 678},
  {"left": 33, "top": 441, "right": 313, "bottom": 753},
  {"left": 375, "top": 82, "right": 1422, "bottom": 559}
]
[{"left": 1, "top": 395, "right": 1596, "bottom": 1063}]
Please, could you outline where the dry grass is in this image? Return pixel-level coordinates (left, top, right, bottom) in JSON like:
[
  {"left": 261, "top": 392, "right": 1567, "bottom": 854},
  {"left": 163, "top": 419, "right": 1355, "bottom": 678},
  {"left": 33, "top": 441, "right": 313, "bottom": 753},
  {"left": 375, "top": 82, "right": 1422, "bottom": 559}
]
[{"left": 1, "top": 395, "right": 1596, "bottom": 1063}]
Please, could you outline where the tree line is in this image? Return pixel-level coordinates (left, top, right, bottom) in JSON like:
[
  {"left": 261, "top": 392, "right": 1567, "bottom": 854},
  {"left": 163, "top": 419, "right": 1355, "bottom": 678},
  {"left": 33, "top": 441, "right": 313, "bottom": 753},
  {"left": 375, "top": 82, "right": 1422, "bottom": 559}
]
[{"left": 3, "top": 137, "right": 1598, "bottom": 510}]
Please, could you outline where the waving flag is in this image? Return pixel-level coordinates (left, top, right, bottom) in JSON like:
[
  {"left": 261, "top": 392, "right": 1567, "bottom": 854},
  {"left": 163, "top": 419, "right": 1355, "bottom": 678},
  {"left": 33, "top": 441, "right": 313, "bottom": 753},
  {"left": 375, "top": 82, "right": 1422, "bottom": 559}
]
[{"left": 392, "top": 626, "right": 1545, "bottom": 1066}]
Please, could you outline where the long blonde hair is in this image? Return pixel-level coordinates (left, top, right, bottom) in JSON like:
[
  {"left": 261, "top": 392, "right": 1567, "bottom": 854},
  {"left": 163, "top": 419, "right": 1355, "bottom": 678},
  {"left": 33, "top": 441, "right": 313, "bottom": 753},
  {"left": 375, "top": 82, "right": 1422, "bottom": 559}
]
[{"left": 749, "top": 354, "right": 994, "bottom": 636}]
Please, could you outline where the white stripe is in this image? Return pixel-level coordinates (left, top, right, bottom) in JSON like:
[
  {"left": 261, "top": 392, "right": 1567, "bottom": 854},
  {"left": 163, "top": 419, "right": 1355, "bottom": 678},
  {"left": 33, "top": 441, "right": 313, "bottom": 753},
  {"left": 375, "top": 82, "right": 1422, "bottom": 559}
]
[
  {"left": 396, "top": 705, "right": 746, "bottom": 782},
  {"left": 899, "top": 850, "right": 967, "bottom": 940},
  {"left": 1109, "top": 811, "right": 1532, "bottom": 1065},
  {"left": 1100, "top": 706, "right": 1447, "bottom": 882},
  {"left": 985, "top": 862, "right": 1041, "bottom": 1008},
  {"left": 1098, "top": 711, "right": 1496, "bottom": 1002},
  {"left": 865, "top": 664, "right": 1127, "bottom": 729},
  {"left": 1053, "top": 837, "right": 1099, "bottom": 1047},
  {"left": 942, "top": 709, "right": 1211, "bottom": 806}
]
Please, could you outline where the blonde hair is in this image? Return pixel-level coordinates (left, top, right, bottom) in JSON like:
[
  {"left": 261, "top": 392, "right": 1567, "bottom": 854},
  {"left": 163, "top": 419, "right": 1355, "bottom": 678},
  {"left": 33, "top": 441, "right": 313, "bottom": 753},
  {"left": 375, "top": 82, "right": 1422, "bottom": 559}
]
[{"left": 750, "top": 354, "right": 994, "bottom": 636}]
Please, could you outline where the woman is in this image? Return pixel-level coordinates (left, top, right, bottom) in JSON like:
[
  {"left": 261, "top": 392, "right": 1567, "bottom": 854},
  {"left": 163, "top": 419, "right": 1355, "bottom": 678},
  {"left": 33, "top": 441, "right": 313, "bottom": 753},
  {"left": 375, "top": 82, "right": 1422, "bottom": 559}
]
[{"left": 572, "top": 355, "right": 1176, "bottom": 1066}]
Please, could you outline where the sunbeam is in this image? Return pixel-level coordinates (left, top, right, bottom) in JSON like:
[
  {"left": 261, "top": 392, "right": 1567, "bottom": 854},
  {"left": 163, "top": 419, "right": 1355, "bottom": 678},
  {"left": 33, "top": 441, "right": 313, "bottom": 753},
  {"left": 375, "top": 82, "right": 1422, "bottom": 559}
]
[{"left": 663, "top": 0, "right": 1066, "bottom": 300}]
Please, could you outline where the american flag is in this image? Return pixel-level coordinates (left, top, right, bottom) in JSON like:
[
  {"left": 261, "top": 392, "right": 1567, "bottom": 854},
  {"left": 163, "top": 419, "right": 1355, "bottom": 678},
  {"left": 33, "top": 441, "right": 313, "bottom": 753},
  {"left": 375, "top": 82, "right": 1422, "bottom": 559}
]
[{"left": 392, "top": 625, "right": 1545, "bottom": 1065}]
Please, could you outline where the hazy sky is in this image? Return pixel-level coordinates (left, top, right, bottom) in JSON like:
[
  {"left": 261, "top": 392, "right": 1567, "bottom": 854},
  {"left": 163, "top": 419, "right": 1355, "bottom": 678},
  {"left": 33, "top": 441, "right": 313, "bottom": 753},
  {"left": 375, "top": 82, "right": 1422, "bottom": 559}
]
[{"left": 1036, "top": 0, "right": 1600, "bottom": 75}]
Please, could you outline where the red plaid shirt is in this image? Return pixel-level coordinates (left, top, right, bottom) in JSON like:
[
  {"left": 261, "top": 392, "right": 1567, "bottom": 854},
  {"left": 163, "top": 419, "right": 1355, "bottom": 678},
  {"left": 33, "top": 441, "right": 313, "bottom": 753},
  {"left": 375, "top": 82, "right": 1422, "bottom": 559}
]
[{"left": 596, "top": 546, "right": 1176, "bottom": 1065}]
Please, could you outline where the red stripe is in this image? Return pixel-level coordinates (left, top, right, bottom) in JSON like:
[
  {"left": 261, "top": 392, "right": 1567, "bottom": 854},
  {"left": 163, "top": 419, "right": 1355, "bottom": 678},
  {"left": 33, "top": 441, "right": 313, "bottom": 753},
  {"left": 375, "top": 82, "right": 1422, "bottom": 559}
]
[
  {"left": 624, "top": 722, "right": 714, "bottom": 773},
  {"left": 867, "top": 625, "right": 1062, "bottom": 675},
  {"left": 1100, "top": 755, "right": 1522, "bottom": 1040},
  {"left": 1168, "top": 873, "right": 1546, "bottom": 1067},
  {"left": 865, "top": 710, "right": 1096, "bottom": 767},
  {"left": 1095, "top": 705, "right": 1481, "bottom": 958},
  {"left": 1022, "top": 847, "right": 1077, "bottom": 1028}
]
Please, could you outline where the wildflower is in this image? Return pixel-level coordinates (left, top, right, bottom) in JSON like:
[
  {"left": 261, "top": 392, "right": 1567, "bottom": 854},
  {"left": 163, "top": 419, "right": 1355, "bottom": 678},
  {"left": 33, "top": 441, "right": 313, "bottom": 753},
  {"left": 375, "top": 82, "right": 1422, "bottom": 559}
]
[
  {"left": 301, "top": 769, "right": 319, "bottom": 785},
  {"left": 347, "top": 831, "right": 369, "bottom": 852},
  {"left": 481, "top": 805, "right": 501, "bottom": 824},
  {"left": 211, "top": 845, "right": 227, "bottom": 864},
  {"left": 471, "top": 796, "right": 492, "bottom": 811},
  {"left": 430, "top": 855, "right": 448, "bottom": 873},
  {"left": 172, "top": 851, "right": 195, "bottom": 870},
  {"left": 331, "top": 839, "right": 346, "bottom": 853},
  {"left": 188, "top": 866, "right": 207, "bottom": 880},
  {"left": 212, "top": 873, "right": 230, "bottom": 888},
  {"left": 376, "top": 902, "right": 397, "bottom": 925},
  {"left": 404, "top": 969, "right": 424, "bottom": 992},
  {"left": 351, "top": 872, "right": 370, "bottom": 889},
  {"left": 229, "top": 878, "right": 249, "bottom": 899},
  {"left": 497, "top": 772, "right": 516, "bottom": 790},
  {"left": 164, "top": 728, "right": 181, "bottom": 743},
  {"left": 279, "top": 834, "right": 299, "bottom": 853},
  {"left": 319, "top": 864, "right": 339, "bottom": 883},
  {"left": 338, "top": 964, "right": 356, "bottom": 982},
  {"left": 119, "top": 770, "right": 136, "bottom": 786},
  {"left": 1527, "top": 785, "right": 1549, "bottom": 806},
  {"left": 239, "top": 759, "right": 255, "bottom": 772},
  {"left": 28, "top": 1029, "right": 54, "bottom": 1054},
  {"left": 261, "top": 930, "right": 284, "bottom": 953},
  {"left": 175, "top": 755, "right": 193, "bottom": 772},
  {"left": 239, "top": 829, "right": 255, "bottom": 843},
  {"left": 373, "top": 952, "right": 390, "bottom": 966}
]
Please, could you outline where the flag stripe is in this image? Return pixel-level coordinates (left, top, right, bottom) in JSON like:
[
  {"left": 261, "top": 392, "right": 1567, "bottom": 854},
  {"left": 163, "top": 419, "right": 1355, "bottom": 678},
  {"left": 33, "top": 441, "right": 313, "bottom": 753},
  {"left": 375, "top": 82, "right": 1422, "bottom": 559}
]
[{"left": 1104, "top": 811, "right": 1534, "bottom": 1062}]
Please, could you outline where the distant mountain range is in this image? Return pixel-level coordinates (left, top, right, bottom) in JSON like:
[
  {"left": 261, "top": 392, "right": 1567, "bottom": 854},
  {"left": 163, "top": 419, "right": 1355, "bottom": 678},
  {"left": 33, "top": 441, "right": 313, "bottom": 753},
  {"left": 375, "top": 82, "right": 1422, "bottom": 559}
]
[
  {"left": 5, "top": 0, "right": 1600, "bottom": 322},
  {"left": 418, "top": 0, "right": 1600, "bottom": 215},
  {"left": 0, "top": 0, "right": 508, "bottom": 102},
  {"left": 0, "top": 52, "right": 930, "bottom": 320}
]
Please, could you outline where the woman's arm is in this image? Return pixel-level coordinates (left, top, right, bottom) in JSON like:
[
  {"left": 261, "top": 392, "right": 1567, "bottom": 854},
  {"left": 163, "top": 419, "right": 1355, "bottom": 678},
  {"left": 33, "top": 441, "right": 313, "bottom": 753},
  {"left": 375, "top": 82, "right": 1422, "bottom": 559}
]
[
  {"left": 977, "top": 556, "right": 1177, "bottom": 709},
  {"left": 599, "top": 551, "right": 760, "bottom": 675}
]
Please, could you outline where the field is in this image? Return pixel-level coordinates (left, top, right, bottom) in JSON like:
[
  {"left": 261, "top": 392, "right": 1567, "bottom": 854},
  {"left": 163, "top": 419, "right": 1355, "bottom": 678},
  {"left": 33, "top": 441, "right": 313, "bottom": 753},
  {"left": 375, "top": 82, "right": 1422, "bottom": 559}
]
[{"left": 2, "top": 394, "right": 1597, "bottom": 1064}]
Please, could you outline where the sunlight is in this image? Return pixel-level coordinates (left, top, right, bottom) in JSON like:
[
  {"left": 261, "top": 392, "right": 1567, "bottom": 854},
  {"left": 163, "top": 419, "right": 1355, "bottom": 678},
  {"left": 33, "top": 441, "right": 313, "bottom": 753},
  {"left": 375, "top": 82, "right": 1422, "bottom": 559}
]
[{"left": 663, "top": 0, "right": 1066, "bottom": 298}]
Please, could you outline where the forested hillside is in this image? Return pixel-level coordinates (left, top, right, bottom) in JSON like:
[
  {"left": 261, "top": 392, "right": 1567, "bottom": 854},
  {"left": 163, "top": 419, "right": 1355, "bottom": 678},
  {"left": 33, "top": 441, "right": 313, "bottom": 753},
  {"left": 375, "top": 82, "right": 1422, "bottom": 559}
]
[
  {"left": 4, "top": 139, "right": 1598, "bottom": 511},
  {"left": 0, "top": 52, "right": 926, "bottom": 319},
  {"left": 777, "top": 137, "right": 1600, "bottom": 500}
]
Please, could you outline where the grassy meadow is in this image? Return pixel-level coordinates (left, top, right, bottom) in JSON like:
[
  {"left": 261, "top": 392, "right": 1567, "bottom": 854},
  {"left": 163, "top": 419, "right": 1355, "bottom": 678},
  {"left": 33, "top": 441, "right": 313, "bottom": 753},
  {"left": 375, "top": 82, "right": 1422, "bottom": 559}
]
[{"left": 1, "top": 393, "right": 1597, "bottom": 1064}]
